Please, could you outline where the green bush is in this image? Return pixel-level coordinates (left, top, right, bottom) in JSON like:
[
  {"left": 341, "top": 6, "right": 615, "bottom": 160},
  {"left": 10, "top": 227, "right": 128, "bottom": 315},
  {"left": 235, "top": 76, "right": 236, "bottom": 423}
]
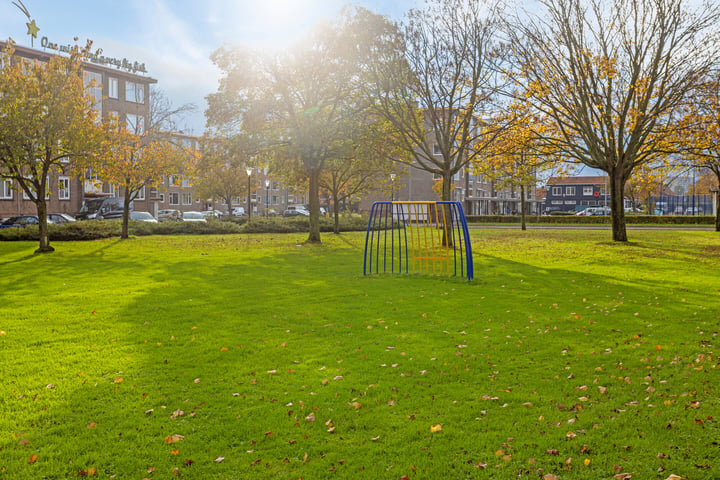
[
  {"left": 0, "top": 214, "right": 371, "bottom": 242},
  {"left": 465, "top": 214, "right": 715, "bottom": 225}
]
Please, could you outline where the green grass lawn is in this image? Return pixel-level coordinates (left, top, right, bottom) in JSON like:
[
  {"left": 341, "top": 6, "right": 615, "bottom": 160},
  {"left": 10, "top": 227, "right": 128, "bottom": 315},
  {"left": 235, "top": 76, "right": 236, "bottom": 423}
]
[{"left": 1, "top": 230, "right": 718, "bottom": 479}]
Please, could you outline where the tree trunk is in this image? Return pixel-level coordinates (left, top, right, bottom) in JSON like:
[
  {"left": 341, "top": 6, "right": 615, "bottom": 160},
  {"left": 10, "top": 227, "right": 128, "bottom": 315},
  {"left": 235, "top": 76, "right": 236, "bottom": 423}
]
[
  {"left": 441, "top": 172, "right": 453, "bottom": 247},
  {"left": 609, "top": 170, "right": 628, "bottom": 242},
  {"left": 34, "top": 198, "right": 54, "bottom": 253},
  {"left": 333, "top": 196, "right": 341, "bottom": 234},
  {"left": 520, "top": 184, "right": 527, "bottom": 231},
  {"left": 226, "top": 197, "right": 233, "bottom": 217},
  {"left": 121, "top": 191, "right": 131, "bottom": 239},
  {"left": 306, "top": 169, "right": 321, "bottom": 243}
]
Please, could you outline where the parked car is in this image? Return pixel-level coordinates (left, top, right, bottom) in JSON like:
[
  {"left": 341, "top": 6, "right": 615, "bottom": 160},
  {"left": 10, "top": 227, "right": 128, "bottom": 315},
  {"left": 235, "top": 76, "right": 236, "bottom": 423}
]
[
  {"left": 201, "top": 210, "right": 225, "bottom": 218},
  {"left": 182, "top": 211, "right": 206, "bottom": 222},
  {"left": 47, "top": 213, "right": 76, "bottom": 224},
  {"left": 283, "top": 209, "right": 310, "bottom": 217},
  {"left": 685, "top": 207, "right": 704, "bottom": 215},
  {"left": 129, "top": 211, "right": 158, "bottom": 223},
  {"left": 76, "top": 197, "right": 131, "bottom": 220},
  {"left": 231, "top": 207, "right": 246, "bottom": 216},
  {"left": 158, "top": 209, "right": 182, "bottom": 222},
  {"left": 0, "top": 215, "right": 39, "bottom": 227}
]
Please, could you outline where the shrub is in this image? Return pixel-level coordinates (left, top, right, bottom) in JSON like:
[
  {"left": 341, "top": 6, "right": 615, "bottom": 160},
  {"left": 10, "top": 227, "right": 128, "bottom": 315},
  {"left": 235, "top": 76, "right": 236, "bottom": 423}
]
[
  {"left": 0, "top": 214, "right": 372, "bottom": 242},
  {"left": 464, "top": 215, "right": 715, "bottom": 225}
]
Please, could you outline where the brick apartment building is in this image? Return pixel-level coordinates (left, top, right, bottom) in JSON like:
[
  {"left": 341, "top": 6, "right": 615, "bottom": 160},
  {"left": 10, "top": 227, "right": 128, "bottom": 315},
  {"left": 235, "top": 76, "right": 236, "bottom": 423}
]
[{"left": 0, "top": 40, "right": 158, "bottom": 219}]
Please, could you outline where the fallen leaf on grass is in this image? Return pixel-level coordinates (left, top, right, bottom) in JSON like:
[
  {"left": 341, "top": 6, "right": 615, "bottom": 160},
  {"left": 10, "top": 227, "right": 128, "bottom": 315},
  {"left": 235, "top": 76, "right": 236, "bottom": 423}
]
[
  {"left": 165, "top": 434, "right": 185, "bottom": 444},
  {"left": 171, "top": 449, "right": 180, "bottom": 455},
  {"left": 664, "top": 475, "right": 683, "bottom": 480},
  {"left": 430, "top": 424, "right": 442, "bottom": 433},
  {"left": 114, "top": 377, "right": 123, "bottom": 384},
  {"left": 543, "top": 475, "right": 559, "bottom": 480},
  {"left": 614, "top": 474, "right": 632, "bottom": 479},
  {"left": 214, "top": 457, "right": 225, "bottom": 463},
  {"left": 86, "top": 422, "right": 97, "bottom": 429},
  {"left": 0, "top": 330, "right": 6, "bottom": 335},
  {"left": 28, "top": 454, "right": 38, "bottom": 463},
  {"left": 193, "top": 378, "right": 201, "bottom": 384}
]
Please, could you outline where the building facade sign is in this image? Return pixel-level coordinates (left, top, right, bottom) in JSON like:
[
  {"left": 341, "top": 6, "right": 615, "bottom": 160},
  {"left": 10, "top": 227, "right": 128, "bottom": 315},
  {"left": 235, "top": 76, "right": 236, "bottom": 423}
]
[{"left": 40, "top": 36, "right": 147, "bottom": 74}]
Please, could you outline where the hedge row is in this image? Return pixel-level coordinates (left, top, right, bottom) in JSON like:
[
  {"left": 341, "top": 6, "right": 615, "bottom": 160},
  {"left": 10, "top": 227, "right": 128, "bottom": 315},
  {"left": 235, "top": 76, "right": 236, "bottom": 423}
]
[
  {"left": 465, "top": 214, "right": 716, "bottom": 224},
  {"left": 0, "top": 215, "right": 370, "bottom": 242}
]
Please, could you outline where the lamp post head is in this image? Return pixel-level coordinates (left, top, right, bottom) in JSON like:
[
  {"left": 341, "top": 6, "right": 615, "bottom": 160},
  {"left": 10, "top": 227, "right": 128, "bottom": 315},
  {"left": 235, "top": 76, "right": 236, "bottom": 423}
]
[
  {"left": 246, "top": 167, "right": 252, "bottom": 177},
  {"left": 265, "top": 179, "right": 270, "bottom": 188},
  {"left": 390, "top": 173, "right": 396, "bottom": 182}
]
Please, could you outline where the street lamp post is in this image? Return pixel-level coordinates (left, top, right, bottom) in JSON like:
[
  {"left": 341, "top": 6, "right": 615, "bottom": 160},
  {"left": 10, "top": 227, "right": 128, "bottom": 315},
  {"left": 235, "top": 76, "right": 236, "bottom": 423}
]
[
  {"left": 246, "top": 167, "right": 252, "bottom": 219},
  {"left": 265, "top": 179, "right": 270, "bottom": 217},
  {"left": 390, "top": 173, "right": 396, "bottom": 202}
]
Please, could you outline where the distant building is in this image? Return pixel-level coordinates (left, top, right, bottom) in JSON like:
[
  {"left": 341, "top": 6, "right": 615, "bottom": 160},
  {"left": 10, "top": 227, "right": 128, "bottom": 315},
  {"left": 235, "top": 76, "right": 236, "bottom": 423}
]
[{"left": 544, "top": 176, "right": 609, "bottom": 213}]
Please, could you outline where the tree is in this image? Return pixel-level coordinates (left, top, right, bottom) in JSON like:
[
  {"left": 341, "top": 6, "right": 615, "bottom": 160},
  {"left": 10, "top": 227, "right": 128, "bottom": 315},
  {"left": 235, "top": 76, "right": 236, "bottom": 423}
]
[
  {"left": 0, "top": 40, "right": 103, "bottom": 253},
  {"left": 206, "top": 7, "right": 395, "bottom": 243},
  {"left": 358, "top": 0, "right": 506, "bottom": 204},
  {"left": 98, "top": 90, "right": 196, "bottom": 239},
  {"left": 677, "top": 80, "right": 720, "bottom": 231},
  {"left": 475, "top": 103, "right": 563, "bottom": 229},
  {"left": 319, "top": 117, "right": 408, "bottom": 233},
  {"left": 505, "top": 0, "right": 720, "bottom": 241},
  {"left": 193, "top": 134, "right": 255, "bottom": 216},
  {"left": 99, "top": 124, "right": 192, "bottom": 239}
]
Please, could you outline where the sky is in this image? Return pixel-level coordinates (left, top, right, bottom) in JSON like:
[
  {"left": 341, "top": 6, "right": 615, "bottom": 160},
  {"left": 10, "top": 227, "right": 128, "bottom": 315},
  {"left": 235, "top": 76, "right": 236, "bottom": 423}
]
[{"left": 0, "top": 0, "right": 419, "bottom": 134}]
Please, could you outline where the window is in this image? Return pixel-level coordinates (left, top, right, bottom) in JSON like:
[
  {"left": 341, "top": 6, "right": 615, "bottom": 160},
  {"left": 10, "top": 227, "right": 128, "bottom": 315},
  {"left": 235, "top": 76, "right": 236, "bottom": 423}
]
[
  {"left": 551, "top": 200, "right": 563, "bottom": 205},
  {"left": 58, "top": 176, "right": 70, "bottom": 200},
  {"left": 136, "top": 186, "right": 145, "bottom": 201},
  {"left": 23, "top": 177, "right": 50, "bottom": 200},
  {"left": 158, "top": 193, "right": 165, "bottom": 203},
  {"left": 583, "top": 186, "right": 594, "bottom": 196},
  {"left": 126, "top": 114, "right": 145, "bottom": 134},
  {"left": 232, "top": 196, "right": 242, "bottom": 204},
  {"left": 181, "top": 178, "right": 190, "bottom": 188},
  {"left": 272, "top": 195, "right": 279, "bottom": 205},
  {"left": 108, "top": 77, "right": 118, "bottom": 99},
  {"left": 182, "top": 192, "right": 192, "bottom": 205},
  {"left": 433, "top": 144, "right": 441, "bottom": 155},
  {"left": 83, "top": 71, "right": 102, "bottom": 114},
  {"left": 169, "top": 192, "right": 179, "bottom": 205},
  {"left": 565, "top": 186, "right": 576, "bottom": 196},
  {"left": 125, "top": 81, "right": 144, "bottom": 103},
  {"left": 551, "top": 186, "right": 562, "bottom": 196},
  {"left": 564, "top": 200, "right": 576, "bottom": 205},
  {"left": 0, "top": 179, "right": 12, "bottom": 199}
]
